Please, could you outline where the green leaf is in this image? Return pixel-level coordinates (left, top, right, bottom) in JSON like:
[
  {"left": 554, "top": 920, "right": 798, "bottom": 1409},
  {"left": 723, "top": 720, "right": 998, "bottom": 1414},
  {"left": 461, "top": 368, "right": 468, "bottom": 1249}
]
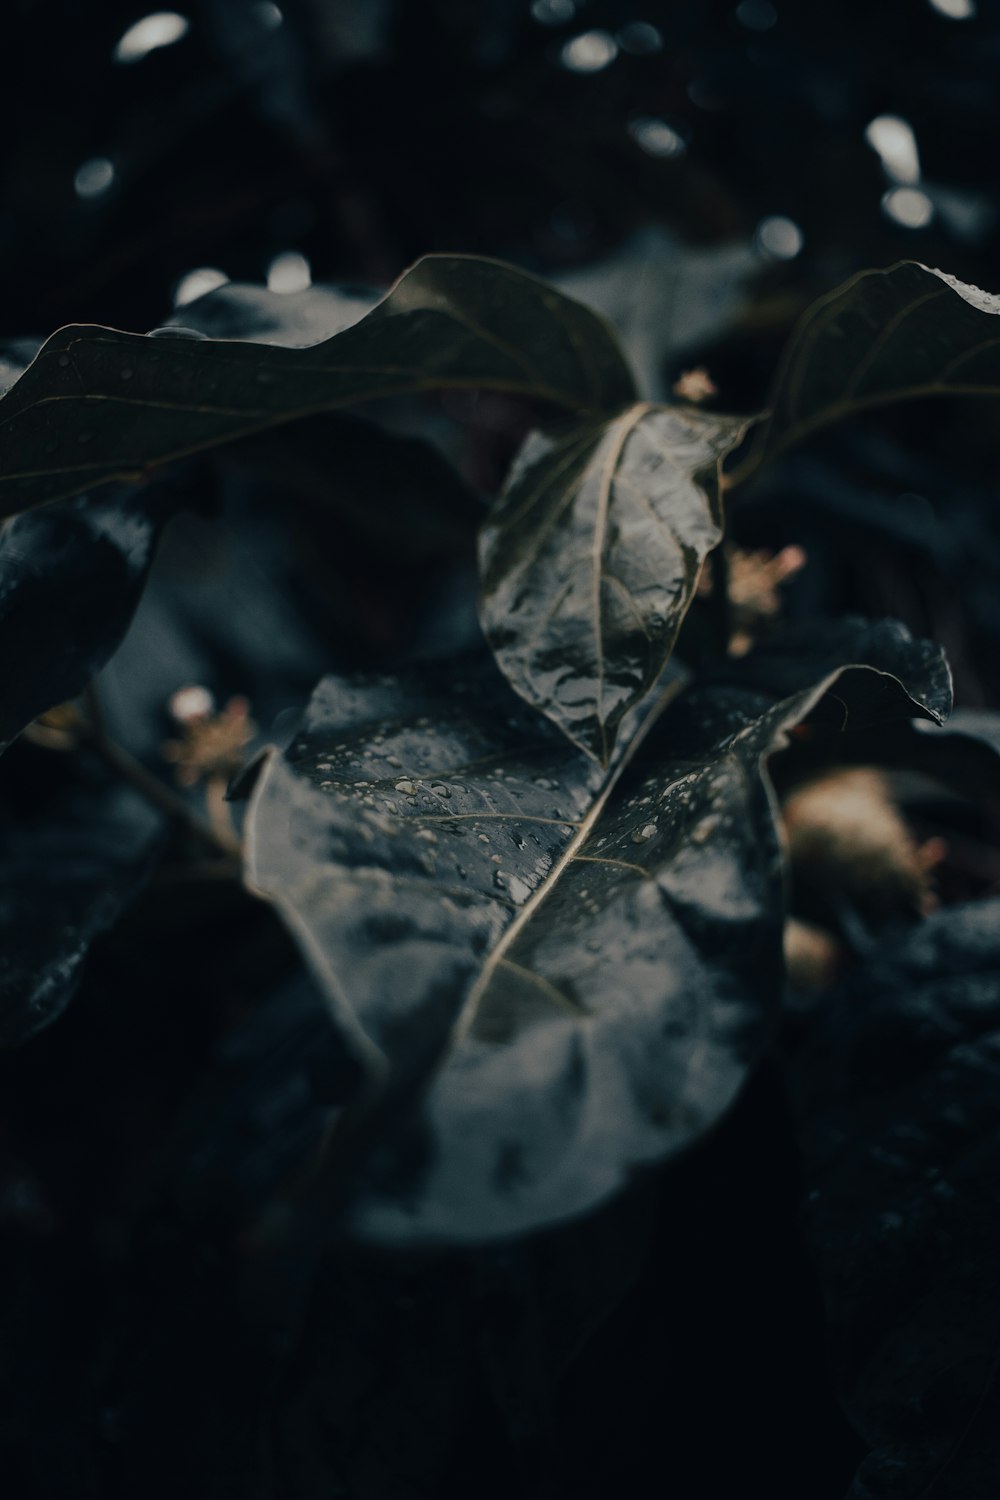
[
  {"left": 748, "top": 261, "right": 1000, "bottom": 474},
  {"left": 0, "top": 255, "right": 636, "bottom": 518},
  {"left": 244, "top": 620, "right": 947, "bottom": 1244},
  {"left": 478, "top": 402, "right": 748, "bottom": 763}
]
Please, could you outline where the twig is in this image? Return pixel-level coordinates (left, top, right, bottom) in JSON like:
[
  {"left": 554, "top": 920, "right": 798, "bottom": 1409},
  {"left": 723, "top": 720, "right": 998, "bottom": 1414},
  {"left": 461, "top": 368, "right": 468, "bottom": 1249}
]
[{"left": 82, "top": 684, "right": 243, "bottom": 859}]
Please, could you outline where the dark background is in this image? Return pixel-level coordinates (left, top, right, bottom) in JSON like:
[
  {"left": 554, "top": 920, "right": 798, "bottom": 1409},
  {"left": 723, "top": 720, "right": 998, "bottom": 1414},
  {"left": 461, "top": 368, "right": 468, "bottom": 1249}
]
[{"left": 2, "top": 3, "right": 1000, "bottom": 1497}]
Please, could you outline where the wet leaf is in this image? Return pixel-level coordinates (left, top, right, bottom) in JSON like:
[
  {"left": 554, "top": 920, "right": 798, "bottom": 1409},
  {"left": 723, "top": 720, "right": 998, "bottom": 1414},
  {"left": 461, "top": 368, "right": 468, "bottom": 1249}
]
[
  {"left": 788, "top": 897, "right": 1000, "bottom": 1499},
  {"left": 750, "top": 261, "right": 1000, "bottom": 473},
  {"left": 0, "top": 753, "right": 163, "bottom": 1045},
  {"left": 0, "top": 486, "right": 170, "bottom": 751},
  {"left": 0, "top": 255, "right": 636, "bottom": 517},
  {"left": 244, "top": 621, "right": 946, "bottom": 1244},
  {"left": 479, "top": 402, "right": 748, "bottom": 762}
]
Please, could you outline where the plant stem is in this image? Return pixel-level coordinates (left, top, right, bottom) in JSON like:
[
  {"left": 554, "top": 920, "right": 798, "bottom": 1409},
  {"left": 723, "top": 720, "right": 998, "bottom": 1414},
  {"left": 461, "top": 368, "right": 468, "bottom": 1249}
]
[
  {"left": 708, "top": 545, "right": 733, "bottom": 658},
  {"left": 82, "top": 684, "right": 242, "bottom": 859}
]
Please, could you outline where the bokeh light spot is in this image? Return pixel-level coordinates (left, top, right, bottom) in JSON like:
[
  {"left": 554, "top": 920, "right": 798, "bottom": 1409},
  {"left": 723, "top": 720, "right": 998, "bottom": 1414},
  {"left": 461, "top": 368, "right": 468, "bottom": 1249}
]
[
  {"left": 628, "top": 117, "right": 686, "bottom": 157},
  {"left": 267, "top": 251, "right": 312, "bottom": 294},
  {"left": 173, "top": 267, "right": 229, "bottom": 307},
  {"left": 560, "top": 30, "right": 618, "bottom": 72},
  {"left": 882, "top": 186, "right": 934, "bottom": 228},
  {"left": 74, "top": 157, "right": 116, "bottom": 199},
  {"left": 755, "top": 215, "right": 803, "bottom": 258},
  {"left": 113, "top": 12, "right": 190, "bottom": 65}
]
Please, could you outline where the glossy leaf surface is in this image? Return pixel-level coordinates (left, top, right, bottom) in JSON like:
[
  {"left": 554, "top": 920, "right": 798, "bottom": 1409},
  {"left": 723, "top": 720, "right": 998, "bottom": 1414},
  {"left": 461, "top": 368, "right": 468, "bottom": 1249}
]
[
  {"left": 0, "top": 255, "right": 636, "bottom": 516},
  {"left": 479, "top": 402, "right": 747, "bottom": 761},
  {"left": 245, "top": 621, "right": 947, "bottom": 1243},
  {"left": 751, "top": 261, "right": 1000, "bottom": 471}
]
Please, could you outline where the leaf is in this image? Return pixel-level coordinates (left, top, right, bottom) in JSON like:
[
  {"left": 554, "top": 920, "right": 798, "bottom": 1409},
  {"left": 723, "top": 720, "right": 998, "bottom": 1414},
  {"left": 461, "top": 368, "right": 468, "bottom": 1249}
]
[
  {"left": 162, "top": 280, "right": 377, "bottom": 345},
  {"left": 0, "top": 486, "right": 170, "bottom": 751},
  {"left": 749, "top": 261, "right": 1000, "bottom": 473},
  {"left": 478, "top": 402, "right": 748, "bottom": 762},
  {"left": 226, "top": 410, "right": 480, "bottom": 563},
  {"left": 556, "top": 226, "right": 757, "bottom": 401},
  {"left": 244, "top": 621, "right": 947, "bottom": 1244},
  {"left": 0, "top": 255, "right": 637, "bottom": 517},
  {"left": 0, "top": 751, "right": 163, "bottom": 1045},
  {"left": 788, "top": 896, "right": 1000, "bottom": 1499}
]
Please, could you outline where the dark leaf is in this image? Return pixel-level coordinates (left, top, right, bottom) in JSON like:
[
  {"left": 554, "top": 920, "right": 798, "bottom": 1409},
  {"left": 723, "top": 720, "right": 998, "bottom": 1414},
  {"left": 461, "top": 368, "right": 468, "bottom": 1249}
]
[
  {"left": 227, "top": 410, "right": 480, "bottom": 564},
  {"left": 749, "top": 262, "right": 1000, "bottom": 474},
  {"left": 788, "top": 897, "right": 1000, "bottom": 1499},
  {"left": 244, "top": 621, "right": 945, "bottom": 1244},
  {"left": 556, "top": 227, "right": 757, "bottom": 402},
  {"left": 0, "top": 255, "right": 637, "bottom": 517},
  {"left": 0, "top": 753, "right": 163, "bottom": 1045},
  {"left": 0, "top": 486, "right": 169, "bottom": 751},
  {"left": 479, "top": 402, "right": 748, "bottom": 762}
]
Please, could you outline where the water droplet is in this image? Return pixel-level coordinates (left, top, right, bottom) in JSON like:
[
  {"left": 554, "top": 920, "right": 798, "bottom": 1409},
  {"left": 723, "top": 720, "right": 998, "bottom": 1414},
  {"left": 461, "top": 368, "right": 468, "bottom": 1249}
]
[
  {"left": 394, "top": 779, "right": 416, "bottom": 795},
  {"left": 508, "top": 875, "right": 532, "bottom": 903},
  {"left": 478, "top": 833, "right": 490, "bottom": 844},
  {"left": 632, "top": 822, "right": 657, "bottom": 844},
  {"left": 385, "top": 754, "right": 402, "bottom": 768},
  {"left": 491, "top": 854, "right": 503, "bottom": 864},
  {"left": 431, "top": 783, "right": 451, "bottom": 798},
  {"left": 416, "top": 828, "right": 438, "bottom": 844},
  {"left": 493, "top": 870, "right": 507, "bottom": 890}
]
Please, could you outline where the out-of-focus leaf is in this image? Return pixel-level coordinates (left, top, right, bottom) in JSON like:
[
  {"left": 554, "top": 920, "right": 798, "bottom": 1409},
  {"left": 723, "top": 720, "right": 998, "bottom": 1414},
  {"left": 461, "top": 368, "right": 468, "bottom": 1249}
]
[
  {"left": 0, "top": 255, "right": 636, "bottom": 516},
  {"left": 557, "top": 227, "right": 757, "bottom": 402},
  {"left": 228, "top": 410, "right": 480, "bottom": 563},
  {"left": 0, "top": 338, "right": 42, "bottom": 397},
  {"left": 0, "top": 755, "right": 163, "bottom": 1045},
  {"left": 164, "top": 281, "right": 376, "bottom": 346},
  {"left": 750, "top": 262, "right": 1000, "bottom": 473},
  {"left": 479, "top": 402, "right": 747, "bottom": 762},
  {"left": 788, "top": 897, "right": 1000, "bottom": 1499},
  {"left": 244, "top": 622, "right": 946, "bottom": 1244},
  {"left": 0, "top": 487, "right": 170, "bottom": 751}
]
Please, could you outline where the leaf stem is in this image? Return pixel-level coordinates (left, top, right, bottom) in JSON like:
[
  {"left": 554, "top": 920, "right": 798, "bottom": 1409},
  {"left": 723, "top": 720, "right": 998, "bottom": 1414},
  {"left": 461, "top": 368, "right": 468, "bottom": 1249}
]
[{"left": 82, "top": 684, "right": 243, "bottom": 859}]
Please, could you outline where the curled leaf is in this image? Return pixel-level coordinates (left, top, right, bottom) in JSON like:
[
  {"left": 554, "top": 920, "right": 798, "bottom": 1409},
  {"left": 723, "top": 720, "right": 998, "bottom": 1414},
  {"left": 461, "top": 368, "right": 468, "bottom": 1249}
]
[
  {"left": 749, "top": 261, "right": 1000, "bottom": 474},
  {"left": 479, "top": 402, "right": 748, "bottom": 761},
  {"left": 0, "top": 255, "right": 636, "bottom": 516}
]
